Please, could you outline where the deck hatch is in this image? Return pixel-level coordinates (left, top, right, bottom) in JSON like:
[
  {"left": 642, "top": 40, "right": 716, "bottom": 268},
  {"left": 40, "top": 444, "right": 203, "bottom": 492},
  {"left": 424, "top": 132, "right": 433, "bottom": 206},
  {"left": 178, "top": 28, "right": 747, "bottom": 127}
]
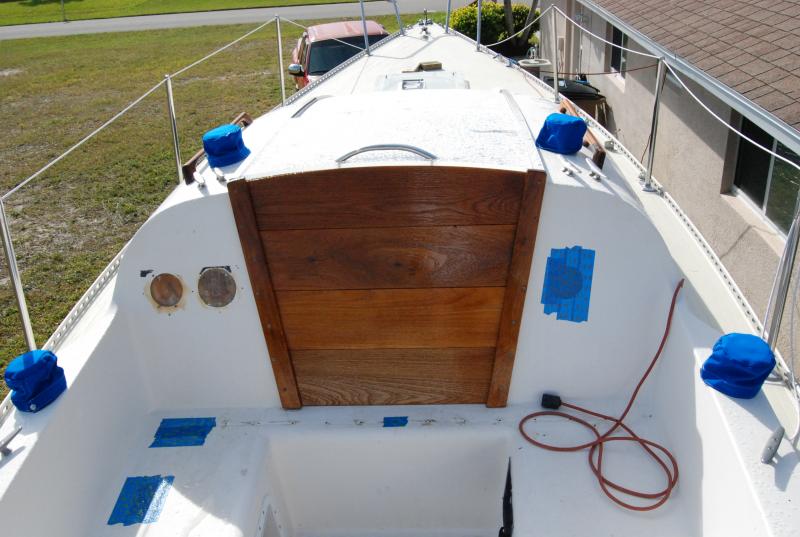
[{"left": 228, "top": 166, "right": 545, "bottom": 408}]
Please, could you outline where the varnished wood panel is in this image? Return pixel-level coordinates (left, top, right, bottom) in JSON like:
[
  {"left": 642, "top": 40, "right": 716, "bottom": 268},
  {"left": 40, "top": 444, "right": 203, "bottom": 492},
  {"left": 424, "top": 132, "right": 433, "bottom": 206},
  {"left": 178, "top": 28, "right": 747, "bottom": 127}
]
[
  {"left": 277, "top": 287, "right": 505, "bottom": 349},
  {"left": 293, "top": 348, "right": 494, "bottom": 405},
  {"left": 487, "top": 170, "right": 547, "bottom": 408},
  {"left": 248, "top": 166, "right": 523, "bottom": 230},
  {"left": 263, "top": 225, "right": 515, "bottom": 290},
  {"left": 227, "top": 179, "right": 302, "bottom": 409}
]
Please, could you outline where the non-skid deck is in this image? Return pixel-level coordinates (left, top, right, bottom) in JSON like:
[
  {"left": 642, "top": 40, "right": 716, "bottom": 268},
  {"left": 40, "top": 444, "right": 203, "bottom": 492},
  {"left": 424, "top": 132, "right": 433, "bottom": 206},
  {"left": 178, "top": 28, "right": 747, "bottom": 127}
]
[{"left": 94, "top": 404, "right": 700, "bottom": 537}]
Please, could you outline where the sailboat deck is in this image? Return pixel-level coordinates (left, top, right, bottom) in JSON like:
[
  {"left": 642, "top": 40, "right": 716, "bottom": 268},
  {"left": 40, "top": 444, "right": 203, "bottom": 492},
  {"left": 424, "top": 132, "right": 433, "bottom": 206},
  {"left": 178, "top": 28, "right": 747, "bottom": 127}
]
[
  {"left": 1, "top": 19, "right": 799, "bottom": 537},
  {"left": 89, "top": 403, "right": 703, "bottom": 537}
]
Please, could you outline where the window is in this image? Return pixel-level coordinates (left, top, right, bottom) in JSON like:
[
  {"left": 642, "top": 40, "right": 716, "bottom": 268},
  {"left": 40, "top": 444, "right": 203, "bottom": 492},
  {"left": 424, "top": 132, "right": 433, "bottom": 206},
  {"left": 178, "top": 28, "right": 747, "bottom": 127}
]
[
  {"left": 734, "top": 118, "right": 800, "bottom": 233},
  {"left": 307, "top": 34, "right": 387, "bottom": 75},
  {"left": 610, "top": 26, "right": 628, "bottom": 77}
]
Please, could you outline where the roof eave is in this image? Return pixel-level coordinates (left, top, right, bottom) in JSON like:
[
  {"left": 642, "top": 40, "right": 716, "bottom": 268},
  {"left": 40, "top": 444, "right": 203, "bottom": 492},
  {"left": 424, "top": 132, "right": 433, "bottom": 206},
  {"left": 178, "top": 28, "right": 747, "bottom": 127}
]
[{"left": 577, "top": 0, "right": 800, "bottom": 155}]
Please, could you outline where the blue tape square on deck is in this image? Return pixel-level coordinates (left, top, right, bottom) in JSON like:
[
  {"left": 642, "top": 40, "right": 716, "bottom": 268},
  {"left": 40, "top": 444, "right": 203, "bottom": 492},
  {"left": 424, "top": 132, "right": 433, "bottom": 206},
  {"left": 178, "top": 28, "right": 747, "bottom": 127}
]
[
  {"left": 150, "top": 417, "right": 216, "bottom": 448},
  {"left": 541, "top": 246, "right": 595, "bottom": 323},
  {"left": 108, "top": 475, "right": 174, "bottom": 526},
  {"left": 383, "top": 416, "right": 408, "bottom": 427}
]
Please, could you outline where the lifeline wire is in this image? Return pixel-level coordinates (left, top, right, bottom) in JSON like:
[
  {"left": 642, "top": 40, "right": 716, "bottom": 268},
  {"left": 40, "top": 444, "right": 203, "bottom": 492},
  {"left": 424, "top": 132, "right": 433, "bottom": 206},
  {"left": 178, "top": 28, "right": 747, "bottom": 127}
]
[
  {"left": 2, "top": 79, "right": 165, "bottom": 201},
  {"left": 484, "top": 5, "right": 552, "bottom": 48},
  {"left": 3, "top": 17, "right": 277, "bottom": 200},
  {"left": 663, "top": 62, "right": 800, "bottom": 175},
  {"left": 552, "top": 5, "right": 659, "bottom": 59},
  {"left": 550, "top": 4, "right": 800, "bottom": 175},
  {"left": 281, "top": 17, "right": 366, "bottom": 53},
  {"left": 785, "top": 260, "right": 800, "bottom": 443},
  {"left": 554, "top": 4, "right": 800, "bottom": 439},
  {"left": 171, "top": 18, "right": 275, "bottom": 78},
  {"left": 519, "top": 279, "right": 684, "bottom": 511}
]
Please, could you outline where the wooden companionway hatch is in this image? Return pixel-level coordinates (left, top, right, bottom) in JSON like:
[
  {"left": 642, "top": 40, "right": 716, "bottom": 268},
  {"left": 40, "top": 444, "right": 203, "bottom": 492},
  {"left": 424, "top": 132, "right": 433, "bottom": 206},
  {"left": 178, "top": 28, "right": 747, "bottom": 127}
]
[{"left": 228, "top": 166, "right": 545, "bottom": 409}]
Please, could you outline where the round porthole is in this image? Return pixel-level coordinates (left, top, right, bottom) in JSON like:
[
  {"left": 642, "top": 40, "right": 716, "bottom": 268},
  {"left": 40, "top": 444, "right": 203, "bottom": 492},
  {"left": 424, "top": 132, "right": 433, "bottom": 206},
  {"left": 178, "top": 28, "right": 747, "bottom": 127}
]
[
  {"left": 150, "top": 273, "right": 183, "bottom": 308},
  {"left": 198, "top": 267, "right": 236, "bottom": 307}
]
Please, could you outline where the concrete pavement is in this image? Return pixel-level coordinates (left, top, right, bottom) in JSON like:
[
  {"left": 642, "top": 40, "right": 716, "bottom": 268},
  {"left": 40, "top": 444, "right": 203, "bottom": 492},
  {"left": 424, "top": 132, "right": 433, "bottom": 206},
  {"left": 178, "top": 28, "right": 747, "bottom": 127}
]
[{"left": 0, "top": 0, "right": 467, "bottom": 41}]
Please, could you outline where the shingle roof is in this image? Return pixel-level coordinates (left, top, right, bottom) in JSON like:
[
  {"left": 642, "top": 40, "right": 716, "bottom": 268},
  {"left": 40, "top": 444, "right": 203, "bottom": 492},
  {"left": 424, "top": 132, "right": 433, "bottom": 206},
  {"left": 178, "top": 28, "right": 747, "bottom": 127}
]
[{"left": 587, "top": 0, "right": 800, "bottom": 132}]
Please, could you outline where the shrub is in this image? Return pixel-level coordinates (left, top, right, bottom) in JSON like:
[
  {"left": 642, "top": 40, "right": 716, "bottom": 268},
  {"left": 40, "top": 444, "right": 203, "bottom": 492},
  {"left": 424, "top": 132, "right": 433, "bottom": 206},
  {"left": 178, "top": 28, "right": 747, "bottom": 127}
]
[{"left": 450, "top": 2, "right": 539, "bottom": 48}]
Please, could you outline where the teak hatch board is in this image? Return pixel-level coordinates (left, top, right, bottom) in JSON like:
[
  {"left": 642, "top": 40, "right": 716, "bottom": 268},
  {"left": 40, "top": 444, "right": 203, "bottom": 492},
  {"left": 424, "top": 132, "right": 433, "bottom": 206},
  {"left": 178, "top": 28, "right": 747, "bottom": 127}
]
[{"left": 228, "top": 166, "right": 546, "bottom": 408}]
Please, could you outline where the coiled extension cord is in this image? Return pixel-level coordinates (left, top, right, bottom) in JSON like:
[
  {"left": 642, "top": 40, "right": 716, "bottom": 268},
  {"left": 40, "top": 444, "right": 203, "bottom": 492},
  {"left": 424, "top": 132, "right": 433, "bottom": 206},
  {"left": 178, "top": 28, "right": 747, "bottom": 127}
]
[{"left": 518, "top": 279, "right": 684, "bottom": 511}]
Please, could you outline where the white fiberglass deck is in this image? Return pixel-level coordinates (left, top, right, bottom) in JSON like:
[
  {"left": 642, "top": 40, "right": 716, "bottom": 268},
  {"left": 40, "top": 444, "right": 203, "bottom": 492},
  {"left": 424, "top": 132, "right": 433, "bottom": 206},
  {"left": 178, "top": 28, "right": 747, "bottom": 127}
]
[{"left": 1, "top": 21, "right": 798, "bottom": 537}]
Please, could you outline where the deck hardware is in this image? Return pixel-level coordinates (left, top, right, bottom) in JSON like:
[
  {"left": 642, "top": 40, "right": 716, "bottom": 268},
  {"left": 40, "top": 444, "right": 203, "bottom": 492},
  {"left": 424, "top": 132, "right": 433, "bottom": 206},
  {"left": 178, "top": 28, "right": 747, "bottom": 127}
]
[
  {"left": 275, "top": 16, "right": 287, "bottom": 105},
  {"left": 0, "top": 198, "right": 35, "bottom": 350},
  {"left": 291, "top": 95, "right": 331, "bottom": 118},
  {"left": 476, "top": 0, "right": 483, "bottom": 51},
  {"left": 192, "top": 172, "right": 207, "bottom": 188},
  {"left": 557, "top": 155, "right": 580, "bottom": 176},
  {"left": 358, "top": 0, "right": 371, "bottom": 56},
  {"left": 761, "top": 425, "right": 785, "bottom": 463},
  {"left": 212, "top": 167, "right": 227, "bottom": 183},
  {"left": 643, "top": 58, "right": 665, "bottom": 192},
  {"left": 445, "top": 0, "right": 452, "bottom": 32},
  {"left": 390, "top": 0, "right": 404, "bottom": 36},
  {"left": 584, "top": 157, "right": 605, "bottom": 181},
  {"left": 164, "top": 74, "right": 184, "bottom": 186},
  {"left": 335, "top": 144, "right": 438, "bottom": 163},
  {"left": 0, "top": 426, "right": 22, "bottom": 457}
]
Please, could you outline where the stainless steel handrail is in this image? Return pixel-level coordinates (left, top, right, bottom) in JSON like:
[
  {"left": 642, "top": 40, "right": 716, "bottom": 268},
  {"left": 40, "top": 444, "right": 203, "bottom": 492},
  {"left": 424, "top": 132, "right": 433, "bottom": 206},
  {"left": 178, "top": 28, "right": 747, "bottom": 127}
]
[
  {"left": 335, "top": 144, "right": 438, "bottom": 163},
  {"left": 0, "top": 18, "right": 277, "bottom": 363},
  {"left": 0, "top": 198, "right": 35, "bottom": 351}
]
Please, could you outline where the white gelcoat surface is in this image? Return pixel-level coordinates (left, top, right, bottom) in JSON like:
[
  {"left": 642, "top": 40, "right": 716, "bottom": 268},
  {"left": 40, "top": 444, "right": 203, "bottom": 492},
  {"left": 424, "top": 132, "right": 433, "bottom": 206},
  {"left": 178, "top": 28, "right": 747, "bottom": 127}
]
[{"left": 0, "top": 22, "right": 797, "bottom": 537}]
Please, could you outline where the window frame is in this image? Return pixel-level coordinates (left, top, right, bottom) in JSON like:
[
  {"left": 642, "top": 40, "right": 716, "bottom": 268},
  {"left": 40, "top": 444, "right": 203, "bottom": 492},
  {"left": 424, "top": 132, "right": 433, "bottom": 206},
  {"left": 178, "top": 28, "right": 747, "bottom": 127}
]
[
  {"left": 609, "top": 25, "right": 628, "bottom": 78},
  {"left": 732, "top": 116, "right": 800, "bottom": 237}
]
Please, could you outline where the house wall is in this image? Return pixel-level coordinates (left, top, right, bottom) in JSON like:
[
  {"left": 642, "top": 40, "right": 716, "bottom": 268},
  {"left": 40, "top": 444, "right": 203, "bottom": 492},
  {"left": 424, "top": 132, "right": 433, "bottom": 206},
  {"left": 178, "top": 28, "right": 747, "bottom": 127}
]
[{"left": 539, "top": 0, "right": 796, "bottom": 372}]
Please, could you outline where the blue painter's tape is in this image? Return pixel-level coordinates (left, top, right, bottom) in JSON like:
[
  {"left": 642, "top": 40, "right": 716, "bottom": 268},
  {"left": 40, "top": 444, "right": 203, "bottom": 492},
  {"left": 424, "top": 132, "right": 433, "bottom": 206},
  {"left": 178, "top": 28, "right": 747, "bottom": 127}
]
[
  {"left": 150, "top": 417, "right": 216, "bottom": 448},
  {"left": 541, "top": 246, "right": 595, "bottom": 323},
  {"left": 108, "top": 475, "right": 174, "bottom": 526},
  {"left": 383, "top": 416, "right": 408, "bottom": 427}
]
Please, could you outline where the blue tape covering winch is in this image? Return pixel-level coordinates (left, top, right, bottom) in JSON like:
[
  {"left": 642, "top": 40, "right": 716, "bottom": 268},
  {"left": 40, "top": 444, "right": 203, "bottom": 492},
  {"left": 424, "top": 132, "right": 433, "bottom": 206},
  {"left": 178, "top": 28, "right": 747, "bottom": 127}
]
[
  {"left": 701, "top": 333, "right": 775, "bottom": 399},
  {"left": 108, "top": 475, "right": 174, "bottom": 526},
  {"left": 4, "top": 349, "right": 66, "bottom": 413},
  {"left": 150, "top": 417, "right": 216, "bottom": 448},
  {"left": 541, "top": 246, "right": 596, "bottom": 323}
]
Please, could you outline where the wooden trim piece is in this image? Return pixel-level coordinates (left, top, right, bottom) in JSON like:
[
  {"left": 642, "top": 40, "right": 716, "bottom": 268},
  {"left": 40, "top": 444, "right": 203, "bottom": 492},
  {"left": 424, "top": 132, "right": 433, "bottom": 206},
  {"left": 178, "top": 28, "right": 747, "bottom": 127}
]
[
  {"left": 487, "top": 170, "right": 547, "bottom": 408},
  {"left": 559, "top": 100, "right": 606, "bottom": 169},
  {"left": 293, "top": 348, "right": 494, "bottom": 405},
  {"left": 277, "top": 287, "right": 505, "bottom": 350},
  {"left": 262, "top": 225, "right": 516, "bottom": 291},
  {"left": 182, "top": 112, "right": 254, "bottom": 183},
  {"left": 227, "top": 179, "right": 302, "bottom": 409},
  {"left": 247, "top": 166, "right": 524, "bottom": 230}
]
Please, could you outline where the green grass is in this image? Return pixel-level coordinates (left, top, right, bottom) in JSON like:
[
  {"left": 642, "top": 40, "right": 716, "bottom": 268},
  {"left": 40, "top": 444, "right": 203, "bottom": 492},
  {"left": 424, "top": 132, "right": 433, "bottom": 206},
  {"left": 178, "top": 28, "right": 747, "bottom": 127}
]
[
  {"left": 0, "top": 0, "right": 363, "bottom": 26},
  {"left": 0, "top": 12, "right": 437, "bottom": 399}
]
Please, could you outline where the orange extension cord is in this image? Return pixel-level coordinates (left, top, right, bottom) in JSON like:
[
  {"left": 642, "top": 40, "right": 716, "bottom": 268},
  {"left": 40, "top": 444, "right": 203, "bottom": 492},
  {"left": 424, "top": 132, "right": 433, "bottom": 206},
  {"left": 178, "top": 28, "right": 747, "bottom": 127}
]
[{"left": 518, "top": 279, "right": 684, "bottom": 511}]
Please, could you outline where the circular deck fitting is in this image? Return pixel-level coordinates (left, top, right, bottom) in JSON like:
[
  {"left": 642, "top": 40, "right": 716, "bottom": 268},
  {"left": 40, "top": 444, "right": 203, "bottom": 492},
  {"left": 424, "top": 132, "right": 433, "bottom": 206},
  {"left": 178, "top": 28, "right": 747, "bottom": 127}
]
[
  {"left": 198, "top": 267, "right": 236, "bottom": 308},
  {"left": 150, "top": 273, "right": 183, "bottom": 308}
]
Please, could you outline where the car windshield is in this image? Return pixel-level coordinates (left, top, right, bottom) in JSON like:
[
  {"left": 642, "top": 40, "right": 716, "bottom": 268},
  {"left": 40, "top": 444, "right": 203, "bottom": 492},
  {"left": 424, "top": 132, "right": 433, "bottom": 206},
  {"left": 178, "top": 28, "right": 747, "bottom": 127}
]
[{"left": 307, "top": 34, "right": 386, "bottom": 75}]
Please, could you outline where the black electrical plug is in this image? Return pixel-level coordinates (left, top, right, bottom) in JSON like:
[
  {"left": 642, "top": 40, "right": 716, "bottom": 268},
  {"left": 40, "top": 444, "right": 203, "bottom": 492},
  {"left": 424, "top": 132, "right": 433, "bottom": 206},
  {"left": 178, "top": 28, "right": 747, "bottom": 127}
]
[{"left": 541, "top": 393, "right": 562, "bottom": 410}]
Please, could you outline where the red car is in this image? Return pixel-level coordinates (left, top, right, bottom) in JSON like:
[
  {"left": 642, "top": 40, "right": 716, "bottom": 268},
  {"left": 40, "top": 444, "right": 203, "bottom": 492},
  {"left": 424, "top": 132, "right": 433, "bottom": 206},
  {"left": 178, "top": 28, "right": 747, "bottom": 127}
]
[{"left": 289, "top": 20, "right": 389, "bottom": 89}]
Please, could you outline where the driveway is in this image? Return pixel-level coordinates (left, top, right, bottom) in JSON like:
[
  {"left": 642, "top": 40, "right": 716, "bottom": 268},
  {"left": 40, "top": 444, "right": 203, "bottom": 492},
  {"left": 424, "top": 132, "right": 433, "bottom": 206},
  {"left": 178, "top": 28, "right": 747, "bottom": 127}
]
[{"left": 0, "top": 0, "right": 469, "bottom": 41}]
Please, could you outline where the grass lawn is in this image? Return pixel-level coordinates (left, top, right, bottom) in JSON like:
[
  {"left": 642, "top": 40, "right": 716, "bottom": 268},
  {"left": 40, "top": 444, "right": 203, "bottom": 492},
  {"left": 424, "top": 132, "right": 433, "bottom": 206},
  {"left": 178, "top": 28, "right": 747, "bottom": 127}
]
[
  {"left": 0, "top": 0, "right": 363, "bottom": 26},
  {"left": 0, "top": 12, "right": 440, "bottom": 399}
]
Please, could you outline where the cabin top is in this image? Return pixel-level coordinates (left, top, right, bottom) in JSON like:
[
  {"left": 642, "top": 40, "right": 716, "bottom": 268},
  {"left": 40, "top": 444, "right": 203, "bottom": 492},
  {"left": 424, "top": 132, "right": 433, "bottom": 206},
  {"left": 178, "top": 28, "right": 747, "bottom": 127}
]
[{"left": 199, "top": 90, "right": 551, "bottom": 182}]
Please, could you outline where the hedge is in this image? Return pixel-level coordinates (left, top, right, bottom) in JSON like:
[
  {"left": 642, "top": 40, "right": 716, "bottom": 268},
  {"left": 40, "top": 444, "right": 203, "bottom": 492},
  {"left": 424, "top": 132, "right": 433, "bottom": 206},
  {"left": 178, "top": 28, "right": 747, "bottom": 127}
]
[{"left": 450, "top": 2, "right": 539, "bottom": 48}]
